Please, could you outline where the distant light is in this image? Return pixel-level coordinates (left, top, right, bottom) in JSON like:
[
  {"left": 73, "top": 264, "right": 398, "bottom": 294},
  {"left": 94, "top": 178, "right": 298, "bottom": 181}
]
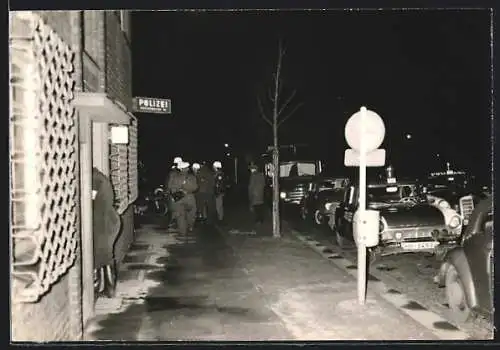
[
  {"left": 436, "top": 153, "right": 440, "bottom": 158},
  {"left": 226, "top": 152, "right": 230, "bottom": 156},
  {"left": 224, "top": 143, "right": 229, "bottom": 148},
  {"left": 405, "top": 134, "right": 412, "bottom": 140}
]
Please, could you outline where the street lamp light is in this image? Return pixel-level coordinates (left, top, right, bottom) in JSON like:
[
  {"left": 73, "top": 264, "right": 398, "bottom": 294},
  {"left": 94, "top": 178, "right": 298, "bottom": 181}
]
[
  {"left": 224, "top": 143, "right": 229, "bottom": 148},
  {"left": 405, "top": 133, "right": 412, "bottom": 140}
]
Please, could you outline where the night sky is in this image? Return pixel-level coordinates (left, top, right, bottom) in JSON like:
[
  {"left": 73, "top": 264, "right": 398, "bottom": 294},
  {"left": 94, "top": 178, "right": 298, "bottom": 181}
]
[{"left": 131, "top": 9, "right": 492, "bottom": 183}]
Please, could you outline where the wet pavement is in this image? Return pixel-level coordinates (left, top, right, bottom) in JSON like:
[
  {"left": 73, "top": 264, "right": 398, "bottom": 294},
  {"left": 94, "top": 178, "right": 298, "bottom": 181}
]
[
  {"left": 87, "top": 218, "right": 292, "bottom": 341},
  {"left": 86, "top": 203, "right": 446, "bottom": 341}
]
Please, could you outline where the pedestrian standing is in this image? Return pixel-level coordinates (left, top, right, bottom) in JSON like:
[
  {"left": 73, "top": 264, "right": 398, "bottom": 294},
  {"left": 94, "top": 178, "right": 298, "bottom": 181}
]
[
  {"left": 248, "top": 164, "right": 266, "bottom": 225},
  {"left": 164, "top": 156, "right": 183, "bottom": 228},
  {"left": 167, "top": 161, "right": 198, "bottom": 236},
  {"left": 196, "top": 163, "right": 216, "bottom": 224},
  {"left": 213, "top": 161, "right": 225, "bottom": 223},
  {"left": 191, "top": 162, "right": 203, "bottom": 220},
  {"left": 92, "top": 167, "right": 121, "bottom": 297}
]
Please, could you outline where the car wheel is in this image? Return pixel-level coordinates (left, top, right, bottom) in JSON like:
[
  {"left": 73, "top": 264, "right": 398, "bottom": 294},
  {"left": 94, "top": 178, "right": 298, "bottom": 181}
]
[
  {"left": 445, "top": 264, "right": 472, "bottom": 323},
  {"left": 314, "top": 210, "right": 324, "bottom": 225}
]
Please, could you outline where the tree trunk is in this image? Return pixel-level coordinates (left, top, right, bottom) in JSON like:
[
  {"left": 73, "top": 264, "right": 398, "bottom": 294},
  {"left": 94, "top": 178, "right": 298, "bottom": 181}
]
[{"left": 272, "top": 106, "right": 281, "bottom": 238}]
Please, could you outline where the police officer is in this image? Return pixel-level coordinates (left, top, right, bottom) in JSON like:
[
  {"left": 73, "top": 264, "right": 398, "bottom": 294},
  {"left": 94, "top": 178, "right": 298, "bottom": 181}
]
[
  {"left": 213, "top": 161, "right": 225, "bottom": 223},
  {"left": 164, "top": 156, "right": 183, "bottom": 228},
  {"left": 196, "top": 162, "right": 216, "bottom": 224},
  {"left": 167, "top": 160, "right": 198, "bottom": 235},
  {"left": 191, "top": 163, "right": 203, "bottom": 220},
  {"left": 192, "top": 162, "right": 201, "bottom": 175}
]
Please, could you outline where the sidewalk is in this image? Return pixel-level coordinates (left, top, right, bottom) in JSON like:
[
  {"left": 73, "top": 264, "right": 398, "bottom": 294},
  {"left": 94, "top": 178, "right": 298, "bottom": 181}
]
[
  {"left": 219, "top": 207, "right": 439, "bottom": 340},
  {"left": 86, "top": 205, "right": 440, "bottom": 341},
  {"left": 85, "top": 216, "right": 292, "bottom": 341}
]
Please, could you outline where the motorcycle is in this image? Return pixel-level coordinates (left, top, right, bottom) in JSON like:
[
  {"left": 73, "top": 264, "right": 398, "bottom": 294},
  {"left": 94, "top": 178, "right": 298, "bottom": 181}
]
[{"left": 151, "top": 185, "right": 169, "bottom": 215}]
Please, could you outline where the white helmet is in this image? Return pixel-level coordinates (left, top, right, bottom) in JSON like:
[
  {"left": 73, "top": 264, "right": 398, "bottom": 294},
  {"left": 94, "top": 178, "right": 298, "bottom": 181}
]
[
  {"left": 213, "top": 161, "right": 222, "bottom": 168},
  {"left": 178, "top": 161, "right": 190, "bottom": 170},
  {"left": 192, "top": 162, "right": 201, "bottom": 170},
  {"left": 173, "top": 157, "right": 183, "bottom": 164}
]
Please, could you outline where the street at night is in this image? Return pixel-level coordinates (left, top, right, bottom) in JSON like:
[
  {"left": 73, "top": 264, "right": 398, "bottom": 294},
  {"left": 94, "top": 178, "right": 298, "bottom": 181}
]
[{"left": 9, "top": 7, "right": 494, "bottom": 343}]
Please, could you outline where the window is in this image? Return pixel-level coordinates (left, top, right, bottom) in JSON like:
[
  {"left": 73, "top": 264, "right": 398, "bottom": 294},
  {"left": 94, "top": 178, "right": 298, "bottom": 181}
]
[{"left": 279, "top": 162, "right": 316, "bottom": 178}]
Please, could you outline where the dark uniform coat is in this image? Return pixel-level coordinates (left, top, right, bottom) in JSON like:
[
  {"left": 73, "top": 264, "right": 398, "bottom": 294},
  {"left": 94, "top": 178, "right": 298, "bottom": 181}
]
[
  {"left": 167, "top": 170, "right": 198, "bottom": 233},
  {"left": 92, "top": 167, "right": 121, "bottom": 269}
]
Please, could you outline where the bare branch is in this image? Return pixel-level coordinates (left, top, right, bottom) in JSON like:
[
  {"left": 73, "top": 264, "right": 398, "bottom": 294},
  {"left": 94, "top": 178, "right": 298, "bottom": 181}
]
[
  {"left": 277, "top": 89, "right": 296, "bottom": 117},
  {"left": 268, "top": 87, "right": 274, "bottom": 102},
  {"left": 257, "top": 96, "right": 272, "bottom": 127},
  {"left": 278, "top": 78, "right": 284, "bottom": 96},
  {"left": 278, "top": 102, "right": 304, "bottom": 128}
]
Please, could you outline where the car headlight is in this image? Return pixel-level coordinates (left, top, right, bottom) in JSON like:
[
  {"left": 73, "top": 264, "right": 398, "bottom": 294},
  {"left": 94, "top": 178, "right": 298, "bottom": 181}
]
[
  {"left": 325, "top": 203, "right": 332, "bottom": 210},
  {"left": 448, "top": 215, "right": 462, "bottom": 229},
  {"left": 438, "top": 200, "right": 450, "bottom": 209},
  {"left": 280, "top": 192, "right": 287, "bottom": 199}
]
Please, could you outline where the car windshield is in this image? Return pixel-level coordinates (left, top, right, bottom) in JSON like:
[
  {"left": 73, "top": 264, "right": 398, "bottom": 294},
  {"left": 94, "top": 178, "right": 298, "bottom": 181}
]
[
  {"left": 280, "top": 162, "right": 316, "bottom": 177},
  {"left": 368, "top": 184, "right": 419, "bottom": 203}
]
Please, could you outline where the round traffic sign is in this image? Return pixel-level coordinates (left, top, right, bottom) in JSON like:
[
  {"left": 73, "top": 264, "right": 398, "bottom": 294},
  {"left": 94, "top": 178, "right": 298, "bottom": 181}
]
[{"left": 344, "top": 106, "right": 385, "bottom": 153}]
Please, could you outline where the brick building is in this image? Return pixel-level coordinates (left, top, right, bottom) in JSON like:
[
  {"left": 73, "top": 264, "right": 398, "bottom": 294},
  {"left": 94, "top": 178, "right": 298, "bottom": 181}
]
[{"left": 10, "top": 11, "right": 138, "bottom": 341}]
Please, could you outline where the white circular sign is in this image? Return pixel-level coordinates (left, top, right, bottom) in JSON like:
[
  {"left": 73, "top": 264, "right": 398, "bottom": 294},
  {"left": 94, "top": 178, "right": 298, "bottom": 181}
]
[{"left": 344, "top": 106, "right": 385, "bottom": 153}]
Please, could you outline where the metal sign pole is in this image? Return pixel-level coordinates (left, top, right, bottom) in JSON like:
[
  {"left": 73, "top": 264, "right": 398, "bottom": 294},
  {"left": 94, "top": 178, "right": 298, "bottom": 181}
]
[
  {"left": 344, "top": 106, "right": 386, "bottom": 306},
  {"left": 357, "top": 107, "right": 367, "bottom": 305}
]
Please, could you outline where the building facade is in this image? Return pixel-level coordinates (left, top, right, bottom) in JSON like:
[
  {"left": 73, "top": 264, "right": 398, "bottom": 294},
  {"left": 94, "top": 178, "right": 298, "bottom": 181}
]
[{"left": 9, "top": 10, "right": 138, "bottom": 341}]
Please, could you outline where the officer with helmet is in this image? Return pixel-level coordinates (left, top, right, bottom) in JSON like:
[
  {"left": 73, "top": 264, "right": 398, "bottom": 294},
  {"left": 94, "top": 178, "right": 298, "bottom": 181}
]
[
  {"left": 213, "top": 161, "right": 225, "bottom": 223},
  {"left": 167, "top": 160, "right": 198, "bottom": 236},
  {"left": 192, "top": 162, "right": 201, "bottom": 175},
  {"left": 164, "top": 156, "right": 183, "bottom": 227},
  {"left": 191, "top": 162, "right": 203, "bottom": 220},
  {"left": 197, "top": 161, "right": 216, "bottom": 224}
]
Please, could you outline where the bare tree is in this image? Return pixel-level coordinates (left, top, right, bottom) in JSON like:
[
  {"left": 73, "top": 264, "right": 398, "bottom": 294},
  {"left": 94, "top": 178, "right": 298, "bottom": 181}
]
[{"left": 257, "top": 40, "right": 303, "bottom": 238}]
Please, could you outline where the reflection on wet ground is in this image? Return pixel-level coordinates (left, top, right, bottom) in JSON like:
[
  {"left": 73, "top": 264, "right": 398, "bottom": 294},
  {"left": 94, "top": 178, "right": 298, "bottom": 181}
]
[{"left": 89, "top": 222, "right": 291, "bottom": 341}]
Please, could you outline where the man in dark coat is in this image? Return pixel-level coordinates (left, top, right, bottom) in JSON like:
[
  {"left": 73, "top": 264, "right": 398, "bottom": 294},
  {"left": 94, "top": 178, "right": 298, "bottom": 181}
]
[
  {"left": 213, "top": 160, "right": 225, "bottom": 222},
  {"left": 196, "top": 162, "right": 216, "bottom": 224},
  {"left": 167, "top": 161, "right": 198, "bottom": 235},
  {"left": 92, "top": 167, "right": 121, "bottom": 297},
  {"left": 248, "top": 164, "right": 266, "bottom": 224}
]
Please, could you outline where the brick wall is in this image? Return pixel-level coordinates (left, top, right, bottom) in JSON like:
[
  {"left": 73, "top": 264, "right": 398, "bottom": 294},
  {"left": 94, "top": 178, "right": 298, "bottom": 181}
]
[
  {"left": 104, "top": 11, "right": 132, "bottom": 110},
  {"left": 104, "top": 11, "right": 135, "bottom": 266},
  {"left": 10, "top": 11, "right": 83, "bottom": 341}
]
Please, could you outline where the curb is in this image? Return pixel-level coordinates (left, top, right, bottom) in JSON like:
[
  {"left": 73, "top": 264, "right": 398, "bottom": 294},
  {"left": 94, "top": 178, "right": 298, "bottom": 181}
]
[{"left": 289, "top": 228, "right": 471, "bottom": 341}]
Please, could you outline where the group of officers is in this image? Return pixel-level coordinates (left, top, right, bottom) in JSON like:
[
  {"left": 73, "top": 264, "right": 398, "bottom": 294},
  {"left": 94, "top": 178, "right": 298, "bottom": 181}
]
[{"left": 165, "top": 156, "right": 226, "bottom": 235}]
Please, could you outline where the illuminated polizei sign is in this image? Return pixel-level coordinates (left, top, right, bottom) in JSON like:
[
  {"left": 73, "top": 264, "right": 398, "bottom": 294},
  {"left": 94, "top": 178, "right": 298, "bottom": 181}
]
[{"left": 133, "top": 96, "right": 171, "bottom": 114}]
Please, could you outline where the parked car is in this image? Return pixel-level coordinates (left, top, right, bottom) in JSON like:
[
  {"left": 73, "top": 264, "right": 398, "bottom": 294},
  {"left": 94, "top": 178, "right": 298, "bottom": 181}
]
[
  {"left": 300, "top": 176, "right": 349, "bottom": 225},
  {"left": 334, "top": 175, "right": 461, "bottom": 258},
  {"left": 425, "top": 166, "right": 477, "bottom": 214},
  {"left": 426, "top": 194, "right": 464, "bottom": 237},
  {"left": 425, "top": 169, "right": 490, "bottom": 228},
  {"left": 277, "top": 160, "right": 322, "bottom": 205},
  {"left": 435, "top": 195, "right": 493, "bottom": 323}
]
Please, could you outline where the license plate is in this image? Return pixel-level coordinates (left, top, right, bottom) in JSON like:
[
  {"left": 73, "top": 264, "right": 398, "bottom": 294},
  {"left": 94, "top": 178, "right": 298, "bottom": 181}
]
[{"left": 401, "top": 241, "right": 439, "bottom": 250}]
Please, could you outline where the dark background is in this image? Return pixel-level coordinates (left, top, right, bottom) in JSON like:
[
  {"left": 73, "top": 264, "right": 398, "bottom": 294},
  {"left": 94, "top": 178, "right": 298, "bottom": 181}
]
[{"left": 132, "top": 9, "right": 492, "bottom": 185}]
